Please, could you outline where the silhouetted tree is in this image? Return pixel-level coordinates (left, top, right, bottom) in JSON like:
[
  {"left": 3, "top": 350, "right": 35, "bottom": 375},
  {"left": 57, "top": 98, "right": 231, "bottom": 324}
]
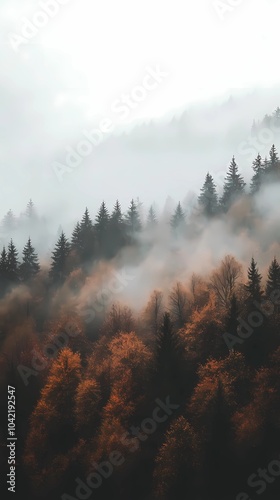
[
  {"left": 146, "top": 205, "right": 157, "bottom": 229},
  {"left": 170, "top": 202, "right": 185, "bottom": 232},
  {"left": 49, "top": 232, "right": 70, "bottom": 284},
  {"left": 7, "top": 239, "right": 20, "bottom": 284},
  {"left": 20, "top": 238, "right": 40, "bottom": 281},
  {"left": 220, "top": 157, "right": 246, "bottom": 211},
  {"left": 2, "top": 209, "right": 16, "bottom": 232},
  {"left": 250, "top": 153, "right": 264, "bottom": 194},
  {"left": 266, "top": 257, "right": 280, "bottom": 297},
  {"left": 125, "top": 199, "right": 142, "bottom": 240},
  {"left": 198, "top": 172, "right": 218, "bottom": 216},
  {"left": 245, "top": 257, "right": 263, "bottom": 303}
]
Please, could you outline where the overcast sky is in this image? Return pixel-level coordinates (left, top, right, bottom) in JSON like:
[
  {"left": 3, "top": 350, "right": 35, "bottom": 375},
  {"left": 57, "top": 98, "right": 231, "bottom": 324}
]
[{"left": 0, "top": 0, "right": 280, "bottom": 222}]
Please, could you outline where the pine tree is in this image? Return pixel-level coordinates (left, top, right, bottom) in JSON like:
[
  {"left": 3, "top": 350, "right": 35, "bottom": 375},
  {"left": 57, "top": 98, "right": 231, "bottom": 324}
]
[
  {"left": 268, "top": 144, "right": 279, "bottom": 174},
  {"left": 198, "top": 173, "right": 218, "bottom": 216},
  {"left": 20, "top": 238, "right": 40, "bottom": 281},
  {"left": 220, "top": 157, "right": 246, "bottom": 211},
  {"left": 79, "top": 208, "right": 96, "bottom": 262},
  {"left": 95, "top": 201, "right": 109, "bottom": 232},
  {"left": 245, "top": 257, "right": 263, "bottom": 302},
  {"left": 110, "top": 200, "right": 123, "bottom": 225},
  {"left": 250, "top": 153, "right": 264, "bottom": 194},
  {"left": 156, "top": 312, "right": 180, "bottom": 378},
  {"left": 95, "top": 201, "right": 110, "bottom": 257},
  {"left": 49, "top": 232, "right": 70, "bottom": 283},
  {"left": 7, "top": 239, "right": 20, "bottom": 284},
  {"left": 125, "top": 199, "right": 142, "bottom": 238},
  {"left": 108, "top": 200, "right": 125, "bottom": 257},
  {"left": 170, "top": 202, "right": 185, "bottom": 231},
  {"left": 2, "top": 209, "right": 16, "bottom": 232},
  {"left": 266, "top": 257, "right": 280, "bottom": 297},
  {"left": 0, "top": 246, "right": 8, "bottom": 293},
  {"left": 71, "top": 222, "right": 82, "bottom": 250},
  {"left": 225, "top": 294, "right": 239, "bottom": 348},
  {"left": 146, "top": 205, "right": 157, "bottom": 229},
  {"left": 26, "top": 199, "right": 36, "bottom": 219}
]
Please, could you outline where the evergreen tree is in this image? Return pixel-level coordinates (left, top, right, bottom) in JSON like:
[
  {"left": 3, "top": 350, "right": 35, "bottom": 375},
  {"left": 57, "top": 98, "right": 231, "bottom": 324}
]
[
  {"left": 268, "top": 144, "right": 279, "bottom": 174},
  {"left": 220, "top": 157, "right": 246, "bottom": 211},
  {"left": 2, "top": 209, "right": 16, "bottom": 232},
  {"left": 250, "top": 153, "right": 264, "bottom": 194},
  {"left": 146, "top": 205, "right": 157, "bottom": 229},
  {"left": 25, "top": 199, "right": 36, "bottom": 219},
  {"left": 110, "top": 200, "right": 123, "bottom": 225},
  {"left": 71, "top": 222, "right": 82, "bottom": 251},
  {"left": 95, "top": 201, "right": 110, "bottom": 256},
  {"left": 245, "top": 257, "right": 263, "bottom": 302},
  {"left": 125, "top": 199, "right": 142, "bottom": 239},
  {"left": 170, "top": 202, "right": 185, "bottom": 231},
  {"left": 0, "top": 246, "right": 8, "bottom": 293},
  {"left": 95, "top": 201, "right": 109, "bottom": 232},
  {"left": 198, "top": 173, "right": 218, "bottom": 216},
  {"left": 266, "top": 257, "right": 280, "bottom": 297},
  {"left": 7, "top": 239, "right": 20, "bottom": 284},
  {"left": 225, "top": 294, "right": 239, "bottom": 350},
  {"left": 49, "top": 232, "right": 70, "bottom": 284},
  {"left": 156, "top": 312, "right": 178, "bottom": 365},
  {"left": 20, "top": 238, "right": 40, "bottom": 281},
  {"left": 108, "top": 200, "right": 126, "bottom": 256},
  {"left": 79, "top": 208, "right": 96, "bottom": 263}
]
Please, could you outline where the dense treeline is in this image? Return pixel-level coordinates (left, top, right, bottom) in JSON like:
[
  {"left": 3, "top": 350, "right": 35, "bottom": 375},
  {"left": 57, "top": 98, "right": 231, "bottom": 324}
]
[{"left": 0, "top": 142, "right": 280, "bottom": 499}]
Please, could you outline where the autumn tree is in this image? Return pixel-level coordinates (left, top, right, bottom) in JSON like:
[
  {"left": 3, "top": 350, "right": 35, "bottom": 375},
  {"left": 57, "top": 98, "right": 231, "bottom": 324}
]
[
  {"left": 24, "top": 349, "right": 81, "bottom": 495},
  {"left": 168, "top": 281, "right": 188, "bottom": 328},
  {"left": 153, "top": 416, "right": 198, "bottom": 499},
  {"left": 210, "top": 255, "right": 242, "bottom": 307}
]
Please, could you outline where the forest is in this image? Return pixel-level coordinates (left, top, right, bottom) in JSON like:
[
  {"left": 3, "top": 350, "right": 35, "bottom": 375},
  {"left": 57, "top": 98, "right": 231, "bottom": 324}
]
[{"left": 1, "top": 131, "right": 280, "bottom": 499}]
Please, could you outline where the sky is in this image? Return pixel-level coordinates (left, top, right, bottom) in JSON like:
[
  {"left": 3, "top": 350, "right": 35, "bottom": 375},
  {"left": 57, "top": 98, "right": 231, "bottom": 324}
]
[{"left": 0, "top": 0, "right": 280, "bottom": 223}]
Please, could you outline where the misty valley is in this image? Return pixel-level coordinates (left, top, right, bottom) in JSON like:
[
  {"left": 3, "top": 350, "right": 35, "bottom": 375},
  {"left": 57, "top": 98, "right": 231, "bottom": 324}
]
[{"left": 1, "top": 113, "right": 280, "bottom": 499}]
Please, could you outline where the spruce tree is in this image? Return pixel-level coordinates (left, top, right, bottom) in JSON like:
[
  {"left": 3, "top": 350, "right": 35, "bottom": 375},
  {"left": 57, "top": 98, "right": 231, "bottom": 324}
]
[
  {"left": 26, "top": 199, "right": 36, "bottom": 219},
  {"left": 268, "top": 144, "right": 279, "bottom": 174},
  {"left": 156, "top": 312, "right": 180, "bottom": 379},
  {"left": 7, "top": 239, "right": 20, "bottom": 284},
  {"left": 20, "top": 237, "right": 40, "bottom": 281},
  {"left": 245, "top": 257, "right": 263, "bottom": 302},
  {"left": 220, "top": 157, "right": 246, "bottom": 211},
  {"left": 95, "top": 201, "right": 110, "bottom": 257},
  {"left": 170, "top": 202, "right": 185, "bottom": 231},
  {"left": 71, "top": 222, "right": 82, "bottom": 251},
  {"left": 146, "top": 205, "right": 157, "bottom": 229},
  {"left": 79, "top": 208, "right": 96, "bottom": 262},
  {"left": 250, "top": 153, "right": 264, "bottom": 194},
  {"left": 2, "top": 209, "right": 16, "bottom": 232},
  {"left": 0, "top": 246, "right": 8, "bottom": 293},
  {"left": 266, "top": 257, "right": 280, "bottom": 297},
  {"left": 125, "top": 199, "right": 142, "bottom": 238},
  {"left": 108, "top": 200, "right": 125, "bottom": 256},
  {"left": 226, "top": 294, "right": 239, "bottom": 339},
  {"left": 110, "top": 200, "right": 123, "bottom": 225},
  {"left": 198, "top": 173, "right": 218, "bottom": 216},
  {"left": 49, "top": 232, "right": 70, "bottom": 284}
]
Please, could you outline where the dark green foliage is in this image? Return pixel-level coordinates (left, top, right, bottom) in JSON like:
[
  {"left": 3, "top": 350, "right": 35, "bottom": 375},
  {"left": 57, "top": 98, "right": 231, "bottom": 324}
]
[
  {"left": 198, "top": 172, "right": 218, "bottom": 216},
  {"left": 20, "top": 238, "right": 40, "bottom": 281}
]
